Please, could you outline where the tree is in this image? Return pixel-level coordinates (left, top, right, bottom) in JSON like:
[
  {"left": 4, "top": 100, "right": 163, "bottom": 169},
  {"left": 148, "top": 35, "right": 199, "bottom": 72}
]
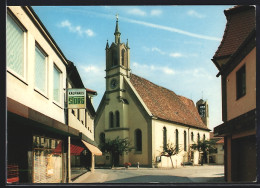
[
  {"left": 190, "top": 139, "right": 216, "bottom": 165},
  {"left": 160, "top": 142, "right": 180, "bottom": 168},
  {"left": 99, "top": 136, "right": 132, "bottom": 168}
]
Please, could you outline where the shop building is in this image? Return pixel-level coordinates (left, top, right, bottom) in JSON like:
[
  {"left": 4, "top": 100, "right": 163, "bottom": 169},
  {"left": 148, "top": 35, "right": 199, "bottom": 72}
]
[{"left": 6, "top": 6, "right": 101, "bottom": 184}]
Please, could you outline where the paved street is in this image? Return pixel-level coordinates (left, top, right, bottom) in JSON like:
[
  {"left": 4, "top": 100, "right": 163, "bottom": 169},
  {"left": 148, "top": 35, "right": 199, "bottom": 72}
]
[{"left": 73, "top": 165, "right": 225, "bottom": 184}]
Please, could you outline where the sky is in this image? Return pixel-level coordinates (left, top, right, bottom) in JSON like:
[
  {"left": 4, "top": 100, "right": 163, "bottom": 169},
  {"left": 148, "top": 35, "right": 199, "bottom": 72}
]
[{"left": 32, "top": 5, "right": 234, "bottom": 131}]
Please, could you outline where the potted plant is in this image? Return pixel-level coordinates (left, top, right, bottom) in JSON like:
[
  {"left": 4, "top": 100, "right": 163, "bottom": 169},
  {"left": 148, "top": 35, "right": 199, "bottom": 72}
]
[{"left": 124, "top": 162, "right": 131, "bottom": 168}]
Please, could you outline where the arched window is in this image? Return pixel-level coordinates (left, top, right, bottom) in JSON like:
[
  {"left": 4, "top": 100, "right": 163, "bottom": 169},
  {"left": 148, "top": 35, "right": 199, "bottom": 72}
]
[
  {"left": 176, "top": 129, "right": 179, "bottom": 152},
  {"left": 109, "top": 112, "right": 114, "bottom": 128},
  {"left": 163, "top": 127, "right": 167, "bottom": 151},
  {"left": 135, "top": 129, "right": 142, "bottom": 152},
  {"left": 115, "top": 111, "right": 120, "bottom": 127},
  {"left": 191, "top": 132, "right": 194, "bottom": 141},
  {"left": 184, "top": 131, "right": 187, "bottom": 151},
  {"left": 197, "top": 133, "right": 200, "bottom": 143},
  {"left": 121, "top": 49, "right": 125, "bottom": 66},
  {"left": 203, "top": 134, "right": 206, "bottom": 141},
  {"left": 99, "top": 132, "right": 105, "bottom": 145}
]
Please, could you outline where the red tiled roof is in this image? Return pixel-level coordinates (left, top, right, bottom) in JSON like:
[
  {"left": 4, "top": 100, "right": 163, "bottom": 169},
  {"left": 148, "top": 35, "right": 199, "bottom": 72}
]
[
  {"left": 213, "top": 5, "right": 255, "bottom": 59},
  {"left": 130, "top": 74, "right": 208, "bottom": 130},
  {"left": 216, "top": 138, "right": 224, "bottom": 144},
  {"left": 86, "top": 88, "right": 97, "bottom": 95}
]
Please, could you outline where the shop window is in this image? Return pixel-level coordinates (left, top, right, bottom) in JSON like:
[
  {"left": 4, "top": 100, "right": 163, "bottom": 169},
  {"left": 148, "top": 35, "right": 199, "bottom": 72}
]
[
  {"left": 53, "top": 64, "right": 61, "bottom": 103},
  {"left": 236, "top": 65, "right": 246, "bottom": 99},
  {"left": 35, "top": 44, "right": 48, "bottom": 95},
  {"left": 135, "top": 129, "right": 142, "bottom": 152},
  {"left": 7, "top": 13, "right": 26, "bottom": 79}
]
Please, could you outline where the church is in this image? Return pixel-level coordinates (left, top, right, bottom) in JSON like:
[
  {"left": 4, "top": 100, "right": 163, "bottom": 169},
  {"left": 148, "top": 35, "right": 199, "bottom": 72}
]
[{"left": 94, "top": 17, "right": 211, "bottom": 168}]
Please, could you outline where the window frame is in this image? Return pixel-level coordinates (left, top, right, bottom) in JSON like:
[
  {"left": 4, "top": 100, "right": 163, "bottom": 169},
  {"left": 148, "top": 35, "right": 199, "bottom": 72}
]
[
  {"left": 135, "top": 129, "right": 142, "bottom": 152},
  {"left": 163, "top": 127, "right": 167, "bottom": 151},
  {"left": 34, "top": 43, "right": 49, "bottom": 97},
  {"left": 175, "top": 129, "right": 179, "bottom": 153},
  {"left": 53, "top": 63, "right": 62, "bottom": 105},
  {"left": 236, "top": 64, "right": 246, "bottom": 100},
  {"left": 115, "top": 111, "right": 120, "bottom": 127},
  {"left": 6, "top": 12, "right": 27, "bottom": 82}
]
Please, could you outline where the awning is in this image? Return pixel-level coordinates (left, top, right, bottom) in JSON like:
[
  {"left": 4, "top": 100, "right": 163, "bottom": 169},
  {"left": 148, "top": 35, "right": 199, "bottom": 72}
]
[{"left": 81, "top": 140, "right": 102, "bottom": 156}]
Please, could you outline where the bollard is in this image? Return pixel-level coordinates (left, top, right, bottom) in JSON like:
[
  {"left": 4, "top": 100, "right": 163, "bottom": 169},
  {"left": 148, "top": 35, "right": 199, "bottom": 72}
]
[{"left": 137, "top": 162, "right": 139, "bottom": 169}]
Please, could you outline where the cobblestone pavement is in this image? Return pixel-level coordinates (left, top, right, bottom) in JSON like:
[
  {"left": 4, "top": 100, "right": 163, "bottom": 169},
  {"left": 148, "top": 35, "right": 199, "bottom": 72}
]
[{"left": 72, "top": 164, "right": 225, "bottom": 184}]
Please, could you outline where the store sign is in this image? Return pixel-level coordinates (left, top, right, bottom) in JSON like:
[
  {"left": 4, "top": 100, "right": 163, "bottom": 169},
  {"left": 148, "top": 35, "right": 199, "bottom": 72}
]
[{"left": 67, "top": 88, "right": 86, "bottom": 109}]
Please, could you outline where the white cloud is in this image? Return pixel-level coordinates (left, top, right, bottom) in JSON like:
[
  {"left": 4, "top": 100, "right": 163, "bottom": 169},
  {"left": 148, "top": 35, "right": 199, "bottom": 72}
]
[
  {"left": 150, "top": 9, "right": 162, "bottom": 16},
  {"left": 122, "top": 17, "right": 220, "bottom": 41},
  {"left": 127, "top": 8, "right": 146, "bottom": 16},
  {"left": 132, "top": 62, "right": 175, "bottom": 75},
  {"left": 187, "top": 10, "right": 205, "bottom": 18},
  {"left": 59, "top": 20, "right": 95, "bottom": 37},
  {"left": 83, "top": 65, "right": 102, "bottom": 73},
  {"left": 151, "top": 47, "right": 166, "bottom": 55},
  {"left": 169, "top": 53, "right": 183, "bottom": 58}
]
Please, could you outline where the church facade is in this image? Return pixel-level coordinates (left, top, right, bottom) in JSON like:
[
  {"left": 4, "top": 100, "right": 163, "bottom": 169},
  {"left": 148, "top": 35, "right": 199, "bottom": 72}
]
[{"left": 94, "top": 17, "right": 210, "bottom": 168}]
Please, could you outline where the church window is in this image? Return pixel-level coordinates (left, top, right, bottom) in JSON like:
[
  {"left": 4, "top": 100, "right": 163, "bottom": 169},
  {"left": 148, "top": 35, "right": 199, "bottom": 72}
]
[
  {"left": 112, "top": 48, "right": 118, "bottom": 66},
  {"left": 100, "top": 132, "right": 105, "bottom": 145},
  {"left": 109, "top": 112, "right": 114, "bottom": 128},
  {"left": 163, "top": 127, "right": 167, "bottom": 151},
  {"left": 176, "top": 129, "right": 179, "bottom": 152},
  {"left": 203, "top": 134, "right": 206, "bottom": 141},
  {"left": 191, "top": 132, "right": 194, "bottom": 141},
  {"left": 121, "top": 49, "right": 125, "bottom": 66},
  {"left": 197, "top": 133, "right": 200, "bottom": 143},
  {"left": 184, "top": 131, "right": 187, "bottom": 151},
  {"left": 135, "top": 129, "right": 142, "bottom": 152},
  {"left": 115, "top": 111, "right": 120, "bottom": 127}
]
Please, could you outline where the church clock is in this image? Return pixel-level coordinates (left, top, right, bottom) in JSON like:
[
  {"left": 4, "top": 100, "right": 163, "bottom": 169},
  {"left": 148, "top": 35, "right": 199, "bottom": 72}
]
[
  {"left": 198, "top": 104, "right": 206, "bottom": 118},
  {"left": 110, "top": 78, "right": 118, "bottom": 89}
]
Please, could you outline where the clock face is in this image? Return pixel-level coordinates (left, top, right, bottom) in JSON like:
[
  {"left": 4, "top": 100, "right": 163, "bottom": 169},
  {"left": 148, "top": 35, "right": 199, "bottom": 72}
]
[
  {"left": 110, "top": 78, "right": 118, "bottom": 89},
  {"left": 199, "top": 105, "right": 206, "bottom": 117}
]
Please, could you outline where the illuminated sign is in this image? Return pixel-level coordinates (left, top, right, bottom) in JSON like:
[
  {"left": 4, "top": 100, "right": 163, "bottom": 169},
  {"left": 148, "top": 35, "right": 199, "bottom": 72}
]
[{"left": 67, "top": 88, "right": 86, "bottom": 109}]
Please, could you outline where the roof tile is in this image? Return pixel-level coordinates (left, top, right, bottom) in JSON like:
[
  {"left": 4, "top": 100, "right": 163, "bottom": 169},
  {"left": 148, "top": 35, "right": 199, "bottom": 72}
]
[{"left": 130, "top": 74, "right": 208, "bottom": 130}]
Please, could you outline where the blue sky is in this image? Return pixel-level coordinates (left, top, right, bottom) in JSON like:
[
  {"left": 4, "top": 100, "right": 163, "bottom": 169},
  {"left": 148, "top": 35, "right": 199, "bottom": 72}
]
[{"left": 32, "top": 5, "right": 234, "bottom": 130}]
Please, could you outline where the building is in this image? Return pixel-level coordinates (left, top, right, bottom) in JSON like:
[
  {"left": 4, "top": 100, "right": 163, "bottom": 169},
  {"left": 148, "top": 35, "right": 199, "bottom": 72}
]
[
  {"left": 94, "top": 17, "right": 211, "bottom": 168},
  {"left": 66, "top": 60, "right": 101, "bottom": 181},
  {"left": 6, "top": 6, "right": 101, "bottom": 184},
  {"left": 211, "top": 5, "right": 256, "bottom": 182},
  {"left": 209, "top": 132, "right": 224, "bottom": 165}
]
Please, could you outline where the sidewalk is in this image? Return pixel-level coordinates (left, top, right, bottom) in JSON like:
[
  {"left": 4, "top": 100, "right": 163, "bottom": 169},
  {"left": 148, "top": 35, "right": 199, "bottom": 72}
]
[{"left": 72, "top": 171, "right": 108, "bottom": 183}]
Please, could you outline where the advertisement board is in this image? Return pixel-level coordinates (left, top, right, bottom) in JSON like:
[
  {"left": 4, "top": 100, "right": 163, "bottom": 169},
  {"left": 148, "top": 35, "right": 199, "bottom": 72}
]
[{"left": 67, "top": 88, "right": 86, "bottom": 109}]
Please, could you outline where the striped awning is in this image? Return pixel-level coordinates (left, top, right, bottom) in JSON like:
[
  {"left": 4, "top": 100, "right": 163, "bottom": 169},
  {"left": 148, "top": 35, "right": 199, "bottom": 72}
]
[{"left": 81, "top": 140, "right": 102, "bottom": 156}]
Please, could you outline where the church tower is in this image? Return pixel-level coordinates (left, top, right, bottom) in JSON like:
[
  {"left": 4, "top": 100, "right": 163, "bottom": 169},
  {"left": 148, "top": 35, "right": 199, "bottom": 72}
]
[
  {"left": 103, "top": 15, "right": 131, "bottom": 165},
  {"left": 196, "top": 99, "right": 209, "bottom": 128}
]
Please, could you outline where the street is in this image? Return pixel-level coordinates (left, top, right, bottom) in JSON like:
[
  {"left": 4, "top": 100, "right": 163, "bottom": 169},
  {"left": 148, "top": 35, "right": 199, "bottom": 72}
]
[{"left": 73, "top": 165, "right": 225, "bottom": 184}]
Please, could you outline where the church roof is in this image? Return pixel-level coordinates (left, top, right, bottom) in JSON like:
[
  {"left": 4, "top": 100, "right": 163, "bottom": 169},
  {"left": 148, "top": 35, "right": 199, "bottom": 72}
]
[
  {"left": 213, "top": 5, "right": 255, "bottom": 59},
  {"left": 130, "top": 74, "right": 209, "bottom": 130}
]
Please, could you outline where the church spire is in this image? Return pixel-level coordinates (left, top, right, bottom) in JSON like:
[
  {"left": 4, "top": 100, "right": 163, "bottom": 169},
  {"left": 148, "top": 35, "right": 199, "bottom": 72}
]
[{"left": 114, "top": 14, "right": 121, "bottom": 44}]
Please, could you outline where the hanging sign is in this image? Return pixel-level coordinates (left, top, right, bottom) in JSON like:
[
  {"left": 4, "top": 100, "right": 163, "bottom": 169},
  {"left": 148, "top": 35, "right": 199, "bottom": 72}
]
[{"left": 67, "top": 88, "right": 86, "bottom": 109}]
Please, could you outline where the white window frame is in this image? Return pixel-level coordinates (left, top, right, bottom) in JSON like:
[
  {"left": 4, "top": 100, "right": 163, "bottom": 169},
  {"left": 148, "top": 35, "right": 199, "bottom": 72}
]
[
  {"left": 34, "top": 43, "right": 48, "bottom": 97},
  {"left": 6, "top": 12, "right": 27, "bottom": 83},
  {"left": 53, "top": 63, "right": 62, "bottom": 105}
]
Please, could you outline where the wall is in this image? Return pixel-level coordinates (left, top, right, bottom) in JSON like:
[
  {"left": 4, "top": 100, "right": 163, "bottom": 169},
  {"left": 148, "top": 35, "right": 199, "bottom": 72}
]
[
  {"left": 152, "top": 119, "right": 210, "bottom": 167},
  {"left": 226, "top": 48, "right": 256, "bottom": 121},
  {"left": 7, "top": 6, "right": 66, "bottom": 124}
]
